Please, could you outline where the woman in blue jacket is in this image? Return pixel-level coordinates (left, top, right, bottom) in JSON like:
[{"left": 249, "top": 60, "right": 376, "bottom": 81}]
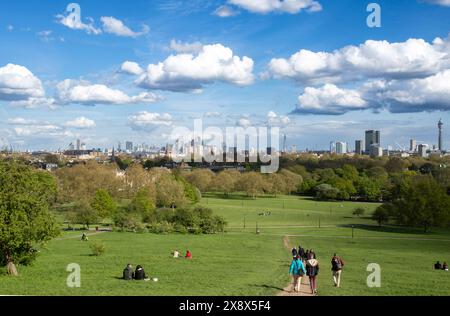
[{"left": 289, "top": 255, "right": 307, "bottom": 293}]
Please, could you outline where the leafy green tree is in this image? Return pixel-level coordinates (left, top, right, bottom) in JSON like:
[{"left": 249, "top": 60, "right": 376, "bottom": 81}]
[
  {"left": 0, "top": 160, "right": 59, "bottom": 276},
  {"left": 353, "top": 207, "right": 366, "bottom": 217},
  {"left": 129, "top": 188, "right": 156, "bottom": 223},
  {"left": 91, "top": 189, "right": 117, "bottom": 220},
  {"left": 315, "top": 183, "right": 339, "bottom": 200},
  {"left": 74, "top": 200, "right": 99, "bottom": 230},
  {"left": 372, "top": 204, "right": 391, "bottom": 227}
]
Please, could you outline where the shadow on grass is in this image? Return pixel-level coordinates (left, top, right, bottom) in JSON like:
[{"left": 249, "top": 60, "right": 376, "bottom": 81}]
[{"left": 338, "top": 224, "right": 435, "bottom": 235}]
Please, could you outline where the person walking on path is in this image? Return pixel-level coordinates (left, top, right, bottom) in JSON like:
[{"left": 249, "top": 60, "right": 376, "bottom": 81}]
[
  {"left": 306, "top": 253, "right": 320, "bottom": 295},
  {"left": 331, "top": 253, "right": 344, "bottom": 287},
  {"left": 291, "top": 247, "right": 298, "bottom": 258},
  {"left": 289, "top": 255, "right": 306, "bottom": 293},
  {"left": 298, "top": 245, "right": 305, "bottom": 261}
]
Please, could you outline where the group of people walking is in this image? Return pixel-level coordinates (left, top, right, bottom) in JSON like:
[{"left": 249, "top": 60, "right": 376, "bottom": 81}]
[{"left": 289, "top": 246, "right": 344, "bottom": 295}]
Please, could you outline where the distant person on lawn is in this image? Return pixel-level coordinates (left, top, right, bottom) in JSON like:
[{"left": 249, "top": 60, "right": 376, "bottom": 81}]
[
  {"left": 331, "top": 253, "right": 345, "bottom": 287},
  {"left": 134, "top": 265, "right": 149, "bottom": 280},
  {"left": 123, "top": 264, "right": 134, "bottom": 280},
  {"left": 185, "top": 250, "right": 192, "bottom": 259},
  {"left": 298, "top": 246, "right": 305, "bottom": 261},
  {"left": 306, "top": 253, "right": 320, "bottom": 295},
  {"left": 81, "top": 233, "right": 88, "bottom": 242},
  {"left": 443, "top": 262, "right": 449, "bottom": 271},
  {"left": 435, "top": 261, "right": 442, "bottom": 270},
  {"left": 289, "top": 255, "right": 306, "bottom": 293},
  {"left": 291, "top": 247, "right": 298, "bottom": 258},
  {"left": 173, "top": 250, "right": 180, "bottom": 258}
]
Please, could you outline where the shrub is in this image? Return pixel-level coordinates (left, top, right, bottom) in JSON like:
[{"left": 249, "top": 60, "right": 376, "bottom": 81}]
[{"left": 90, "top": 241, "right": 106, "bottom": 256}]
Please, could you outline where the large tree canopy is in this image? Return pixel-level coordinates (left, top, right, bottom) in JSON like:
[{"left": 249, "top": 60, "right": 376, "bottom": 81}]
[{"left": 0, "top": 160, "right": 59, "bottom": 276}]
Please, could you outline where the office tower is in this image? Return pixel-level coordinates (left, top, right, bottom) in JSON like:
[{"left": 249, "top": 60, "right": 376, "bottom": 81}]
[
  {"left": 336, "top": 142, "right": 347, "bottom": 154},
  {"left": 76, "top": 139, "right": 81, "bottom": 151},
  {"left": 126, "top": 141, "right": 133, "bottom": 152},
  {"left": 438, "top": 119, "right": 443, "bottom": 151},
  {"left": 365, "top": 130, "right": 380, "bottom": 153},
  {"left": 330, "top": 141, "right": 336, "bottom": 154},
  {"left": 410, "top": 139, "right": 417, "bottom": 152},
  {"left": 355, "top": 140, "right": 363, "bottom": 155},
  {"left": 282, "top": 134, "right": 287, "bottom": 153},
  {"left": 370, "top": 144, "right": 383, "bottom": 158},
  {"left": 418, "top": 144, "right": 429, "bottom": 158}
]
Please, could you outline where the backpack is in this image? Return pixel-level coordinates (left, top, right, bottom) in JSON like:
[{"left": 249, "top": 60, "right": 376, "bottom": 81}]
[{"left": 333, "top": 258, "right": 342, "bottom": 270}]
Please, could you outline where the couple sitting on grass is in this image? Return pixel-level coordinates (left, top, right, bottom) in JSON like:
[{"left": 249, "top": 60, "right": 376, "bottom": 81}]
[
  {"left": 172, "top": 250, "right": 192, "bottom": 259},
  {"left": 123, "top": 264, "right": 150, "bottom": 281},
  {"left": 434, "top": 261, "right": 449, "bottom": 271}
]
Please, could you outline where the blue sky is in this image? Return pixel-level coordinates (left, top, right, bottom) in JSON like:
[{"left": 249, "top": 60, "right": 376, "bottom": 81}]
[{"left": 0, "top": 0, "right": 450, "bottom": 151}]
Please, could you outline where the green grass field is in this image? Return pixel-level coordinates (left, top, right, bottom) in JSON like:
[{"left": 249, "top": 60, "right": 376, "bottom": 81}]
[{"left": 1, "top": 194, "right": 449, "bottom": 296}]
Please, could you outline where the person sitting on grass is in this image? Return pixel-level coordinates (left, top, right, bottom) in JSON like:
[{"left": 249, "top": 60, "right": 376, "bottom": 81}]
[
  {"left": 185, "top": 250, "right": 192, "bottom": 259},
  {"left": 434, "top": 261, "right": 442, "bottom": 270},
  {"left": 134, "top": 265, "right": 149, "bottom": 280},
  {"left": 443, "top": 262, "right": 449, "bottom": 271},
  {"left": 173, "top": 250, "right": 180, "bottom": 258},
  {"left": 123, "top": 264, "right": 134, "bottom": 281},
  {"left": 81, "top": 233, "right": 88, "bottom": 242}
]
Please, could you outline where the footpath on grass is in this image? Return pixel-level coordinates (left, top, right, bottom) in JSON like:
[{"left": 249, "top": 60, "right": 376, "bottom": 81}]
[{"left": 277, "top": 236, "right": 314, "bottom": 297}]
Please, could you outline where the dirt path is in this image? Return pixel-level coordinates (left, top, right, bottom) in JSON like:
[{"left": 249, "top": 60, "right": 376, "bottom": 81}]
[
  {"left": 278, "top": 236, "right": 314, "bottom": 297},
  {"left": 55, "top": 231, "right": 109, "bottom": 241}
]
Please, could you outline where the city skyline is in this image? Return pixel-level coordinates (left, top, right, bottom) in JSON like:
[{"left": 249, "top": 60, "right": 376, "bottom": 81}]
[{"left": 1, "top": 0, "right": 450, "bottom": 151}]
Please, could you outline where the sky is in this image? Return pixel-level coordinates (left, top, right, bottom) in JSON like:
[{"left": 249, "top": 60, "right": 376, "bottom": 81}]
[{"left": 1, "top": 0, "right": 450, "bottom": 152}]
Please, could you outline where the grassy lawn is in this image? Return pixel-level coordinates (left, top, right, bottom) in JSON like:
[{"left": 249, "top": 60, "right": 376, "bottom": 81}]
[{"left": 1, "top": 194, "right": 449, "bottom": 296}]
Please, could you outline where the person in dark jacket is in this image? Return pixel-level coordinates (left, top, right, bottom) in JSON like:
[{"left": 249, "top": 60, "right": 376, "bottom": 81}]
[
  {"left": 434, "top": 261, "right": 442, "bottom": 270},
  {"left": 331, "top": 253, "right": 345, "bottom": 287},
  {"left": 298, "top": 246, "right": 305, "bottom": 260},
  {"left": 134, "top": 265, "right": 148, "bottom": 280},
  {"left": 291, "top": 247, "right": 298, "bottom": 258},
  {"left": 306, "top": 253, "right": 320, "bottom": 295},
  {"left": 123, "top": 264, "right": 134, "bottom": 280}
]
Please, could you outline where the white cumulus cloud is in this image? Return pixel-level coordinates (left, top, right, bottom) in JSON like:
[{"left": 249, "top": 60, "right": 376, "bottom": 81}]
[
  {"left": 136, "top": 43, "right": 254, "bottom": 92},
  {"left": 128, "top": 111, "right": 173, "bottom": 132},
  {"left": 57, "top": 79, "right": 162, "bottom": 105},
  {"left": 64, "top": 117, "right": 96, "bottom": 129},
  {"left": 229, "top": 0, "right": 322, "bottom": 14},
  {"left": 120, "top": 61, "right": 144, "bottom": 75},
  {"left": 100, "top": 16, "right": 149, "bottom": 38},
  {"left": 169, "top": 39, "right": 203, "bottom": 54},
  {"left": 0, "top": 64, "right": 45, "bottom": 101}
]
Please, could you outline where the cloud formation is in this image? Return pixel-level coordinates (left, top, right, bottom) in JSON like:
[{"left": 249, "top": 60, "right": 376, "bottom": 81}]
[
  {"left": 169, "top": 39, "right": 203, "bottom": 54},
  {"left": 135, "top": 43, "right": 254, "bottom": 92},
  {"left": 120, "top": 61, "right": 144, "bottom": 75},
  {"left": 228, "top": 0, "right": 322, "bottom": 14},
  {"left": 128, "top": 111, "right": 173, "bottom": 132},
  {"left": 64, "top": 117, "right": 96, "bottom": 129},
  {"left": 56, "top": 79, "right": 162, "bottom": 106},
  {"left": 101, "top": 16, "right": 149, "bottom": 37},
  {"left": 213, "top": 5, "right": 240, "bottom": 17},
  {"left": 0, "top": 64, "right": 46, "bottom": 101}
]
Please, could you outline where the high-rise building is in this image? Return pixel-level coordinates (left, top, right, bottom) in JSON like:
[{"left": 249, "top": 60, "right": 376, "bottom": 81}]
[
  {"left": 370, "top": 144, "right": 383, "bottom": 158},
  {"left": 330, "top": 141, "right": 336, "bottom": 154},
  {"left": 76, "top": 139, "right": 81, "bottom": 151},
  {"left": 125, "top": 141, "right": 133, "bottom": 152},
  {"left": 336, "top": 142, "right": 347, "bottom": 154},
  {"left": 365, "top": 130, "right": 380, "bottom": 153},
  {"left": 355, "top": 140, "right": 363, "bottom": 155},
  {"left": 410, "top": 139, "right": 417, "bottom": 152},
  {"left": 438, "top": 119, "right": 443, "bottom": 151},
  {"left": 418, "top": 144, "right": 429, "bottom": 158}
]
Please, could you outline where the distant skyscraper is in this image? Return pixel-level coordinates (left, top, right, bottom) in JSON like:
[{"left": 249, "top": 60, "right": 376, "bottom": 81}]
[
  {"left": 365, "top": 130, "right": 380, "bottom": 153},
  {"left": 336, "top": 142, "right": 347, "bottom": 154},
  {"left": 355, "top": 140, "right": 363, "bottom": 155},
  {"left": 126, "top": 141, "right": 133, "bottom": 152},
  {"left": 330, "top": 141, "right": 336, "bottom": 154},
  {"left": 418, "top": 144, "right": 429, "bottom": 158},
  {"left": 410, "top": 139, "right": 417, "bottom": 152},
  {"left": 438, "top": 119, "right": 443, "bottom": 151},
  {"left": 76, "top": 139, "right": 81, "bottom": 151},
  {"left": 370, "top": 144, "right": 383, "bottom": 158}
]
